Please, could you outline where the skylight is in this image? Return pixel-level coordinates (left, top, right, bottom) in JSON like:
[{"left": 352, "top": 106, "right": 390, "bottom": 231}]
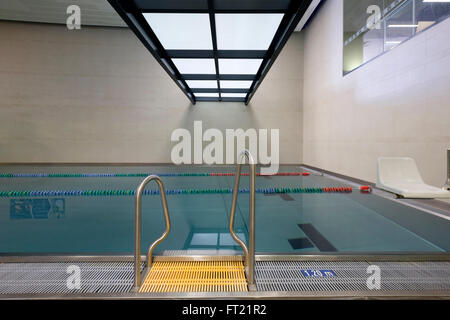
[
  {"left": 220, "top": 80, "right": 254, "bottom": 89},
  {"left": 194, "top": 93, "right": 220, "bottom": 98},
  {"left": 219, "top": 59, "right": 263, "bottom": 74},
  {"left": 221, "top": 93, "right": 248, "bottom": 98},
  {"left": 172, "top": 59, "right": 216, "bottom": 74},
  {"left": 215, "top": 14, "right": 284, "bottom": 50},
  {"left": 185, "top": 80, "right": 218, "bottom": 89},
  {"left": 108, "top": 0, "right": 314, "bottom": 103},
  {"left": 143, "top": 13, "right": 213, "bottom": 50}
]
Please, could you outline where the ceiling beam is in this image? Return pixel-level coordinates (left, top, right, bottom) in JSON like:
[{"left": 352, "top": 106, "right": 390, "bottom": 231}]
[
  {"left": 182, "top": 74, "right": 257, "bottom": 81},
  {"left": 245, "top": 0, "right": 313, "bottom": 105},
  {"left": 191, "top": 88, "right": 248, "bottom": 93},
  {"left": 207, "top": 0, "right": 221, "bottom": 101},
  {"left": 107, "top": 0, "right": 196, "bottom": 104},
  {"left": 196, "top": 97, "right": 245, "bottom": 102},
  {"left": 166, "top": 50, "right": 267, "bottom": 59},
  {"left": 132, "top": 0, "right": 292, "bottom": 13}
]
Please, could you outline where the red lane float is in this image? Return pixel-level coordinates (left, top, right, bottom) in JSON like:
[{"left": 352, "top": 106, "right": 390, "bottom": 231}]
[
  {"left": 321, "top": 187, "right": 353, "bottom": 193},
  {"left": 207, "top": 172, "right": 318, "bottom": 177},
  {"left": 274, "top": 172, "right": 301, "bottom": 176},
  {"left": 360, "top": 185, "right": 372, "bottom": 193},
  {"left": 210, "top": 172, "right": 303, "bottom": 176}
]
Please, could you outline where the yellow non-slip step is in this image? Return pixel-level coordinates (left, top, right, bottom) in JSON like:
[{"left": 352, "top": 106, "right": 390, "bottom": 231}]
[{"left": 139, "top": 260, "right": 248, "bottom": 293}]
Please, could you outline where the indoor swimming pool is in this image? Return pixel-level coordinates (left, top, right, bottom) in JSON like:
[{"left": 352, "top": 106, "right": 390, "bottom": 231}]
[{"left": 1, "top": 165, "right": 449, "bottom": 256}]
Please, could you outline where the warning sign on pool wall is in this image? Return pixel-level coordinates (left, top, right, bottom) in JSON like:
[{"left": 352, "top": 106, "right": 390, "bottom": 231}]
[{"left": 10, "top": 198, "right": 65, "bottom": 219}]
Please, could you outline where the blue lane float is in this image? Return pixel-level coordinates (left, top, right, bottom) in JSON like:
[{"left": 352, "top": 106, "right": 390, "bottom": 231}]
[
  {"left": 0, "top": 172, "right": 305, "bottom": 178},
  {"left": 0, "top": 186, "right": 357, "bottom": 198}
]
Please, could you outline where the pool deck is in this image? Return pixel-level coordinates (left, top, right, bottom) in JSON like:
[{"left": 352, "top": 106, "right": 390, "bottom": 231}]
[{"left": 1, "top": 255, "right": 450, "bottom": 299}]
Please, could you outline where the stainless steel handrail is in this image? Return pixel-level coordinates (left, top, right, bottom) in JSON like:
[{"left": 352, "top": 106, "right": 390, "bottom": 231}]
[
  {"left": 134, "top": 175, "right": 171, "bottom": 289},
  {"left": 229, "top": 149, "right": 256, "bottom": 286}
]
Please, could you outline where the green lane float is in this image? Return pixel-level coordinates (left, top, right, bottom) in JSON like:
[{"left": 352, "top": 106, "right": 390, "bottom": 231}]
[
  {"left": 0, "top": 186, "right": 364, "bottom": 198},
  {"left": 0, "top": 172, "right": 312, "bottom": 178}
]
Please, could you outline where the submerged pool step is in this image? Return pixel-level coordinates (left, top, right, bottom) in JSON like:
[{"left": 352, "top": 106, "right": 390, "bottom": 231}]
[{"left": 139, "top": 260, "right": 248, "bottom": 293}]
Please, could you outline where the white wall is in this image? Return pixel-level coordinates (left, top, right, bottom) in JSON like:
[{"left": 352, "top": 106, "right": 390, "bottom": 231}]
[
  {"left": 0, "top": 21, "right": 304, "bottom": 164},
  {"left": 303, "top": 0, "right": 450, "bottom": 187},
  {"left": 2, "top": 5, "right": 449, "bottom": 186}
]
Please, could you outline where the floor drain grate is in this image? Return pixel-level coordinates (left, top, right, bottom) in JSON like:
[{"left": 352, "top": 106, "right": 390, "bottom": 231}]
[
  {"left": 255, "top": 261, "right": 450, "bottom": 292},
  {"left": 0, "top": 262, "right": 142, "bottom": 295}
]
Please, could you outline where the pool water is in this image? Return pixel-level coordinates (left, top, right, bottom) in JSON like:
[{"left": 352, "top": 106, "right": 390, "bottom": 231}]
[{"left": 0, "top": 165, "right": 449, "bottom": 255}]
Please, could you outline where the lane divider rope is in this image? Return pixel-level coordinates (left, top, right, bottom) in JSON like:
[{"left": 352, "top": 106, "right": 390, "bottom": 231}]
[
  {"left": 0, "top": 172, "right": 308, "bottom": 178},
  {"left": 0, "top": 186, "right": 372, "bottom": 198}
]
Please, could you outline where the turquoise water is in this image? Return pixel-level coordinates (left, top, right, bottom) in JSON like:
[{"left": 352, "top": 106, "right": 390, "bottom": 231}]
[{"left": 0, "top": 165, "right": 449, "bottom": 254}]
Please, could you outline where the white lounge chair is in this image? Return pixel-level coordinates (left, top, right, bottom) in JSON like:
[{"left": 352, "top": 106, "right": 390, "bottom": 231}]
[{"left": 376, "top": 157, "right": 450, "bottom": 199}]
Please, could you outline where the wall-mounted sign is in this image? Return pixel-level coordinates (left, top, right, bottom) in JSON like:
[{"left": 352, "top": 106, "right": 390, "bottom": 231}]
[{"left": 10, "top": 198, "right": 65, "bottom": 219}]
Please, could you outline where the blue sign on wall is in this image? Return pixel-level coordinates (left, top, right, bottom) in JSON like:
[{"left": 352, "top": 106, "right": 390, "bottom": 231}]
[
  {"left": 10, "top": 198, "right": 65, "bottom": 219},
  {"left": 301, "top": 269, "right": 337, "bottom": 278}
]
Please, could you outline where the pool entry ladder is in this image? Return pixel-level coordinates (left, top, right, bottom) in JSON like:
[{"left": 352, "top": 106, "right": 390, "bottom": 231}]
[
  {"left": 229, "top": 150, "right": 256, "bottom": 289},
  {"left": 133, "top": 150, "right": 256, "bottom": 293}
]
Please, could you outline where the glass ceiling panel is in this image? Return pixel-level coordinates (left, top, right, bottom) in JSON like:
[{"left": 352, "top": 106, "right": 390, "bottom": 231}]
[
  {"left": 185, "top": 80, "right": 218, "bottom": 89},
  {"left": 220, "top": 80, "right": 253, "bottom": 89},
  {"left": 143, "top": 13, "right": 213, "bottom": 50},
  {"left": 215, "top": 14, "right": 284, "bottom": 50},
  {"left": 194, "top": 93, "right": 220, "bottom": 98},
  {"left": 172, "top": 58, "right": 216, "bottom": 74},
  {"left": 218, "top": 59, "right": 263, "bottom": 74},
  {"left": 221, "top": 93, "right": 247, "bottom": 98}
]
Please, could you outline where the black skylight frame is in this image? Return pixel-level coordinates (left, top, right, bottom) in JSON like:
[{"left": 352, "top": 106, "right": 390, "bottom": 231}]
[{"left": 108, "top": 0, "right": 313, "bottom": 104}]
